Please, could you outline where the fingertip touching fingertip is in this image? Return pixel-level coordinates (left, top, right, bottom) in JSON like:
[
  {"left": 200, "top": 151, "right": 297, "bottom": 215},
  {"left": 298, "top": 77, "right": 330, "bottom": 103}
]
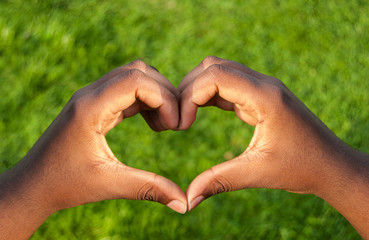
[
  {"left": 176, "top": 118, "right": 194, "bottom": 131},
  {"left": 175, "top": 119, "right": 185, "bottom": 131},
  {"left": 188, "top": 195, "right": 205, "bottom": 211},
  {"left": 166, "top": 200, "right": 187, "bottom": 214}
]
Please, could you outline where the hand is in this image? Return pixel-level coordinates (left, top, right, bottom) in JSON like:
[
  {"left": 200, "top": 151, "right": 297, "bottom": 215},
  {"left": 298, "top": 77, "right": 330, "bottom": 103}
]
[
  {"left": 178, "top": 56, "right": 355, "bottom": 209},
  {"left": 34, "top": 60, "right": 187, "bottom": 210},
  {"left": 0, "top": 60, "right": 186, "bottom": 239}
]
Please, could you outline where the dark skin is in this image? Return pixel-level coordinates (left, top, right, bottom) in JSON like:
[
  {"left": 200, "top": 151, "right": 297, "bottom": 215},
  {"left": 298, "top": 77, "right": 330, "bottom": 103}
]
[
  {"left": 1, "top": 57, "right": 369, "bottom": 239},
  {"left": 0, "top": 60, "right": 187, "bottom": 239},
  {"left": 179, "top": 56, "right": 369, "bottom": 239}
]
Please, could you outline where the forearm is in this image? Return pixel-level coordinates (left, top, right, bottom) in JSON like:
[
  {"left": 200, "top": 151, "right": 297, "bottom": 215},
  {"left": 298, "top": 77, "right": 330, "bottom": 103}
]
[
  {"left": 318, "top": 147, "right": 369, "bottom": 239},
  {"left": 0, "top": 159, "right": 54, "bottom": 239}
]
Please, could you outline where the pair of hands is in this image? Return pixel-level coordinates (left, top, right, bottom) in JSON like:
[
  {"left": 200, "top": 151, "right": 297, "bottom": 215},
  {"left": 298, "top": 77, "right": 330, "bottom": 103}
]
[
  {"left": 3, "top": 56, "right": 369, "bottom": 239},
  {"left": 17, "top": 56, "right": 347, "bottom": 215}
]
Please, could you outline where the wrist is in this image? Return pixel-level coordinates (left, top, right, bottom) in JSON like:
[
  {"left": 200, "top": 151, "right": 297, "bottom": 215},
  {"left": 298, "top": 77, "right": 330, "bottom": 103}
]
[
  {"left": 317, "top": 144, "right": 369, "bottom": 199},
  {"left": 315, "top": 144, "right": 369, "bottom": 238},
  {"left": 0, "top": 157, "right": 56, "bottom": 239}
]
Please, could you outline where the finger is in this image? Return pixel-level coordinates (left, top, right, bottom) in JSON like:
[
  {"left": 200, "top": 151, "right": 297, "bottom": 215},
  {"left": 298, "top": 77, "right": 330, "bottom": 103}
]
[
  {"left": 200, "top": 95, "right": 234, "bottom": 111},
  {"left": 92, "top": 69, "right": 179, "bottom": 131},
  {"left": 178, "top": 56, "right": 224, "bottom": 93},
  {"left": 143, "top": 65, "right": 179, "bottom": 100},
  {"left": 217, "top": 60, "right": 271, "bottom": 81},
  {"left": 99, "top": 162, "right": 187, "bottom": 214},
  {"left": 140, "top": 110, "right": 162, "bottom": 132},
  {"left": 87, "top": 64, "right": 135, "bottom": 90},
  {"left": 178, "top": 64, "right": 260, "bottom": 130},
  {"left": 178, "top": 85, "right": 235, "bottom": 130},
  {"left": 186, "top": 151, "right": 273, "bottom": 211},
  {"left": 178, "top": 64, "right": 206, "bottom": 93},
  {"left": 178, "top": 56, "right": 264, "bottom": 92},
  {"left": 140, "top": 110, "right": 168, "bottom": 132},
  {"left": 90, "top": 61, "right": 179, "bottom": 100},
  {"left": 217, "top": 60, "right": 285, "bottom": 89},
  {"left": 122, "top": 100, "right": 168, "bottom": 132},
  {"left": 178, "top": 85, "right": 198, "bottom": 130},
  {"left": 178, "top": 56, "right": 275, "bottom": 95}
]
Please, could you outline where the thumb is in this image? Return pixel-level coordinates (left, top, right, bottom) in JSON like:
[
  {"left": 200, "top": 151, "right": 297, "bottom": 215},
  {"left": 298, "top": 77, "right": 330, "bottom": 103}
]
[
  {"left": 98, "top": 163, "right": 187, "bottom": 214},
  {"left": 186, "top": 152, "right": 272, "bottom": 211}
]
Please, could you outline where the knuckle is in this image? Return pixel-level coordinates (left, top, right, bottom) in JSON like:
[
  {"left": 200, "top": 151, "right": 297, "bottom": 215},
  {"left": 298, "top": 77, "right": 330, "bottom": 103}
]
[
  {"left": 71, "top": 88, "right": 84, "bottom": 99},
  {"left": 208, "top": 167, "right": 233, "bottom": 196},
  {"left": 125, "top": 69, "right": 146, "bottom": 86},
  {"left": 66, "top": 93, "right": 91, "bottom": 120},
  {"left": 72, "top": 95, "right": 87, "bottom": 111},
  {"left": 136, "top": 174, "right": 159, "bottom": 202},
  {"left": 266, "top": 85, "right": 291, "bottom": 110},
  {"left": 129, "top": 60, "right": 148, "bottom": 71},
  {"left": 206, "top": 64, "right": 224, "bottom": 78},
  {"left": 202, "top": 56, "right": 221, "bottom": 68},
  {"left": 70, "top": 87, "right": 90, "bottom": 109},
  {"left": 137, "top": 184, "right": 157, "bottom": 202},
  {"left": 126, "top": 68, "right": 145, "bottom": 79}
]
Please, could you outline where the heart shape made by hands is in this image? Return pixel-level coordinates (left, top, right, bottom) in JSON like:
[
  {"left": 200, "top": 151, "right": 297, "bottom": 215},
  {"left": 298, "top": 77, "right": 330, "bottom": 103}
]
[
  {"left": 39, "top": 56, "right": 337, "bottom": 216},
  {"left": 2, "top": 56, "right": 365, "bottom": 240},
  {"left": 103, "top": 57, "right": 329, "bottom": 213}
]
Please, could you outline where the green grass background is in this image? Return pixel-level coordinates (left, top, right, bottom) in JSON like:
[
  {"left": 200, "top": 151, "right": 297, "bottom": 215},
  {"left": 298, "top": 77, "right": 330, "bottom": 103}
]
[{"left": 1, "top": 0, "right": 369, "bottom": 239}]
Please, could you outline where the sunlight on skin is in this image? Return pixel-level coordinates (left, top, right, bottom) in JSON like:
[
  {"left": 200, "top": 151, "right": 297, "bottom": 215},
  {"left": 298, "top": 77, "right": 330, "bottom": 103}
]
[
  {"left": 1, "top": 57, "right": 369, "bottom": 239},
  {"left": 179, "top": 57, "right": 369, "bottom": 239},
  {"left": 0, "top": 61, "right": 186, "bottom": 240}
]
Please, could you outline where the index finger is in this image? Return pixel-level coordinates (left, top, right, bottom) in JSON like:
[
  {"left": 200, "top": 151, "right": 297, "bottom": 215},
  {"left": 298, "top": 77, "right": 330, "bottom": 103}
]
[
  {"left": 178, "top": 56, "right": 223, "bottom": 93},
  {"left": 77, "top": 69, "right": 179, "bottom": 133},
  {"left": 178, "top": 56, "right": 266, "bottom": 93},
  {"left": 178, "top": 64, "right": 261, "bottom": 130},
  {"left": 90, "top": 60, "right": 179, "bottom": 100}
]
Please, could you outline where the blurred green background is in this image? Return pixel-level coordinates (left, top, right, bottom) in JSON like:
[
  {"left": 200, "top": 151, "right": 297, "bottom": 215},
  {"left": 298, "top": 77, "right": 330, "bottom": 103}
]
[{"left": 1, "top": 0, "right": 369, "bottom": 239}]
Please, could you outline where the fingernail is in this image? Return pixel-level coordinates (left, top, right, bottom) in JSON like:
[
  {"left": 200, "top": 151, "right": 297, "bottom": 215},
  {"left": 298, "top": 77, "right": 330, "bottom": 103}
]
[
  {"left": 176, "top": 118, "right": 182, "bottom": 131},
  {"left": 149, "top": 65, "right": 160, "bottom": 72},
  {"left": 167, "top": 200, "right": 187, "bottom": 214},
  {"left": 189, "top": 196, "right": 205, "bottom": 211}
]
